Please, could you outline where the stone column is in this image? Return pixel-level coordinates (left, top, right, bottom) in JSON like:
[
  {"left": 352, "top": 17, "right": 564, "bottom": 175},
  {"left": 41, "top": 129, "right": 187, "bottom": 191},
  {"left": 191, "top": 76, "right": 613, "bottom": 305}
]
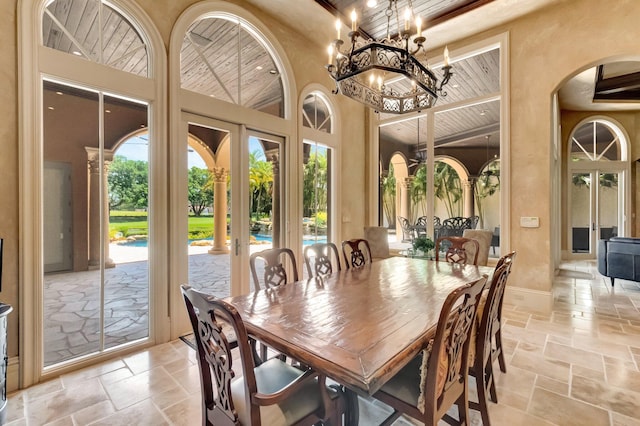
[
  {"left": 209, "top": 167, "right": 229, "bottom": 254},
  {"left": 86, "top": 148, "right": 115, "bottom": 269},
  {"left": 266, "top": 149, "right": 280, "bottom": 248},
  {"left": 463, "top": 178, "right": 475, "bottom": 219},
  {"left": 396, "top": 177, "right": 413, "bottom": 240},
  {"left": 86, "top": 149, "right": 101, "bottom": 269}
]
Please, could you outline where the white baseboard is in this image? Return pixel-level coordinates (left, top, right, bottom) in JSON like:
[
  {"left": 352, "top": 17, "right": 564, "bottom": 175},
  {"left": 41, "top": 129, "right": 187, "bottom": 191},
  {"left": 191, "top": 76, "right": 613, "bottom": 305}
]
[
  {"left": 7, "top": 356, "right": 19, "bottom": 393},
  {"left": 504, "top": 286, "right": 553, "bottom": 314}
]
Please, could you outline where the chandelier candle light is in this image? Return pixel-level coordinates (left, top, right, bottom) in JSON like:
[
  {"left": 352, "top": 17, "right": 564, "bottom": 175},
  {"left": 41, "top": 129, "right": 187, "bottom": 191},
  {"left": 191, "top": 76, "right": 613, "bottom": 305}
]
[{"left": 326, "top": 0, "right": 453, "bottom": 114}]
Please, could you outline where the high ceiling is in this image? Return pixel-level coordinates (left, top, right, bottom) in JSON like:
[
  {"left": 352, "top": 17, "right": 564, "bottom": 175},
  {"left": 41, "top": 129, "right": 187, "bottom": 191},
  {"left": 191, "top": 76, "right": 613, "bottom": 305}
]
[{"left": 41, "top": 0, "right": 640, "bottom": 171}]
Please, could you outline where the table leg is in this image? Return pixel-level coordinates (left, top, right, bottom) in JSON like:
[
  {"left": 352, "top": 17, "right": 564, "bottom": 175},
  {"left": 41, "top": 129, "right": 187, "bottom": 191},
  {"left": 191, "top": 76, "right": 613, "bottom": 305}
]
[{"left": 344, "top": 387, "right": 360, "bottom": 426}]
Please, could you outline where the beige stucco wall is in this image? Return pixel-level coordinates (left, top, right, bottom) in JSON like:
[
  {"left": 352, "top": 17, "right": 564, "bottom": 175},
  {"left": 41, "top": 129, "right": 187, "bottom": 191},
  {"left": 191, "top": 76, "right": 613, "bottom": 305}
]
[{"left": 1, "top": 1, "right": 18, "bottom": 359}]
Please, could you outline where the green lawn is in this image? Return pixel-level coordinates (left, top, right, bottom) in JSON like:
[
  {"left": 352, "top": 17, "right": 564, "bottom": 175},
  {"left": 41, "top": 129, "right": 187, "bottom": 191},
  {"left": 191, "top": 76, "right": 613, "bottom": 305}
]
[{"left": 110, "top": 211, "right": 219, "bottom": 239}]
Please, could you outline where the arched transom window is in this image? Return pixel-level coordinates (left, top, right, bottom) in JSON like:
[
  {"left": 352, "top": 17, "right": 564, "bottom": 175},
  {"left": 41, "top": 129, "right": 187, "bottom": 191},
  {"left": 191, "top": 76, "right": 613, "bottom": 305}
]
[
  {"left": 43, "top": 0, "right": 149, "bottom": 76},
  {"left": 180, "top": 15, "right": 284, "bottom": 117},
  {"left": 302, "top": 93, "right": 333, "bottom": 132},
  {"left": 570, "top": 120, "right": 625, "bottom": 162}
]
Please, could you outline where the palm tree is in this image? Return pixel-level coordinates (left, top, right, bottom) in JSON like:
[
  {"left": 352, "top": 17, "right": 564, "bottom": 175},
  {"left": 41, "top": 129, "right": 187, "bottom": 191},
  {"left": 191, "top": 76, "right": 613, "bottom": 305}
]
[
  {"left": 303, "top": 149, "right": 328, "bottom": 218},
  {"left": 410, "top": 164, "right": 427, "bottom": 222},
  {"left": 381, "top": 164, "right": 396, "bottom": 227},
  {"left": 249, "top": 150, "right": 273, "bottom": 222},
  {"left": 433, "top": 161, "right": 462, "bottom": 218}
]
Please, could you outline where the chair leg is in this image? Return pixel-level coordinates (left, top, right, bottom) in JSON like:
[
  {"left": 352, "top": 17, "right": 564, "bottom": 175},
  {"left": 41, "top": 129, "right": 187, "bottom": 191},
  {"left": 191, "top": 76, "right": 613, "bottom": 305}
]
[
  {"left": 485, "top": 359, "right": 498, "bottom": 404},
  {"left": 495, "top": 331, "right": 507, "bottom": 374},
  {"left": 476, "top": 369, "right": 492, "bottom": 426},
  {"left": 456, "top": 391, "right": 470, "bottom": 426}
]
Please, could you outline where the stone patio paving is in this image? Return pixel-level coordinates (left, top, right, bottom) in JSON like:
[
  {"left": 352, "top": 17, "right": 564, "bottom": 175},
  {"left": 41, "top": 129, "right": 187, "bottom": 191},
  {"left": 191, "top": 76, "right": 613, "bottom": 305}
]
[{"left": 43, "top": 236, "right": 416, "bottom": 366}]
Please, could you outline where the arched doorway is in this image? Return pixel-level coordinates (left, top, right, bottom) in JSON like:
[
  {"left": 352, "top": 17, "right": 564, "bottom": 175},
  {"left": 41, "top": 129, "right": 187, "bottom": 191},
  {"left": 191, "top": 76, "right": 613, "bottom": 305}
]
[{"left": 566, "top": 117, "right": 629, "bottom": 258}]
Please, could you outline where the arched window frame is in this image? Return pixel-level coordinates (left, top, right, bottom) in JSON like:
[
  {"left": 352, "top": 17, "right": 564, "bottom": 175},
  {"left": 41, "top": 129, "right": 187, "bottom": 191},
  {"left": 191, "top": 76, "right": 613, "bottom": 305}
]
[
  {"left": 566, "top": 116, "right": 631, "bottom": 241},
  {"left": 299, "top": 85, "right": 341, "bottom": 250},
  {"left": 19, "top": 0, "right": 167, "bottom": 387},
  {"left": 168, "top": 1, "right": 297, "bottom": 337}
]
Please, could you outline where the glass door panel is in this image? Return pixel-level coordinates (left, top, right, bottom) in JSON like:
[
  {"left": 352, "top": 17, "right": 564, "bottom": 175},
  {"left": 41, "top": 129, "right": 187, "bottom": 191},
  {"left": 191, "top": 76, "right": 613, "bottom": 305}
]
[
  {"left": 42, "top": 80, "right": 151, "bottom": 367},
  {"left": 247, "top": 131, "right": 286, "bottom": 283},
  {"left": 598, "top": 172, "right": 619, "bottom": 240},
  {"left": 185, "top": 122, "right": 232, "bottom": 299},
  {"left": 302, "top": 141, "right": 331, "bottom": 278},
  {"left": 571, "top": 172, "right": 592, "bottom": 254},
  {"left": 103, "top": 94, "right": 150, "bottom": 351}
]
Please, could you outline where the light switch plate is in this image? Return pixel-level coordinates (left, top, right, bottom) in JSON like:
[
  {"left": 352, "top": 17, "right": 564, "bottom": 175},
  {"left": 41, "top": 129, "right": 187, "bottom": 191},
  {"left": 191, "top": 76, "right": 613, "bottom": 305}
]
[{"left": 520, "top": 216, "right": 539, "bottom": 228}]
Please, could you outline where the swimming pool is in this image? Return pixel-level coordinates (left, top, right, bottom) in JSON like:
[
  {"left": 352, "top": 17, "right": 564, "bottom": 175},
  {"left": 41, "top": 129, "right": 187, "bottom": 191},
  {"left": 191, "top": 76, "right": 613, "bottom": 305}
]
[{"left": 117, "top": 234, "right": 326, "bottom": 247}]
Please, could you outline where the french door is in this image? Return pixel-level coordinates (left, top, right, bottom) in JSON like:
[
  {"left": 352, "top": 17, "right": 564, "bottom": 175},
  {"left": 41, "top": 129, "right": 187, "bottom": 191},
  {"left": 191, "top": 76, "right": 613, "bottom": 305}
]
[
  {"left": 173, "top": 114, "right": 286, "bottom": 336},
  {"left": 570, "top": 170, "right": 622, "bottom": 257}
]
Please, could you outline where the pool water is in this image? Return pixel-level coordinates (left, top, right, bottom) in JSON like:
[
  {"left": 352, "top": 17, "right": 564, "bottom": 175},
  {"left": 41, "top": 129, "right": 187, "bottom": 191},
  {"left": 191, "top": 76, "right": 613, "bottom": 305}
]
[{"left": 118, "top": 234, "right": 326, "bottom": 247}]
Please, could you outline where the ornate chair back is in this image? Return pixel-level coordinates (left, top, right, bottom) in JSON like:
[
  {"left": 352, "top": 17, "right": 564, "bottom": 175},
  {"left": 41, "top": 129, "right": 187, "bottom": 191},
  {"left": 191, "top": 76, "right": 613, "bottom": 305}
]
[
  {"left": 435, "top": 236, "right": 480, "bottom": 265},
  {"left": 303, "top": 242, "right": 341, "bottom": 277},
  {"left": 372, "top": 276, "right": 487, "bottom": 425},
  {"left": 181, "top": 285, "right": 347, "bottom": 426},
  {"left": 341, "top": 239, "right": 373, "bottom": 269},
  {"left": 470, "top": 251, "right": 516, "bottom": 425},
  {"left": 249, "top": 247, "right": 299, "bottom": 290}
]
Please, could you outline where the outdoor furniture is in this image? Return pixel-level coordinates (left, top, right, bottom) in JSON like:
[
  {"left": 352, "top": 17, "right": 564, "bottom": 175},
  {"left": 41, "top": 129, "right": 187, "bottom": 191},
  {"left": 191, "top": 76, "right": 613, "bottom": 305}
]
[
  {"left": 372, "top": 276, "right": 486, "bottom": 426},
  {"left": 469, "top": 251, "right": 516, "bottom": 425},
  {"left": 341, "top": 239, "right": 372, "bottom": 269},
  {"left": 249, "top": 248, "right": 299, "bottom": 290},
  {"left": 303, "top": 242, "right": 341, "bottom": 277},
  {"left": 491, "top": 227, "right": 500, "bottom": 254},
  {"left": 439, "top": 216, "right": 478, "bottom": 238},
  {"left": 433, "top": 216, "right": 442, "bottom": 240},
  {"left": 462, "top": 229, "right": 494, "bottom": 266},
  {"left": 181, "top": 285, "right": 348, "bottom": 426},
  {"left": 436, "top": 236, "right": 480, "bottom": 265},
  {"left": 363, "top": 226, "right": 391, "bottom": 260},
  {"left": 398, "top": 216, "right": 415, "bottom": 242},
  {"left": 414, "top": 216, "right": 427, "bottom": 238},
  {"left": 225, "top": 257, "right": 493, "bottom": 396}
]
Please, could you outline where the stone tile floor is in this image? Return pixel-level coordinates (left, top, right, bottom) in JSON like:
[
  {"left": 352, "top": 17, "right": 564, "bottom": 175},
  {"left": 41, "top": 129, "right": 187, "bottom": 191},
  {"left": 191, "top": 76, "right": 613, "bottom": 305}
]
[{"left": 14, "top": 259, "right": 639, "bottom": 425}]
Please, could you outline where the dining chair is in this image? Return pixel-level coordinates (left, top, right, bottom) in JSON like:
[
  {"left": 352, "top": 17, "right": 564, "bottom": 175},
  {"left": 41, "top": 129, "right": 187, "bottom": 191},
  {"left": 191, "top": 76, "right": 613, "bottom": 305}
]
[
  {"left": 435, "top": 236, "right": 480, "bottom": 265},
  {"left": 303, "top": 242, "right": 341, "bottom": 277},
  {"left": 468, "top": 251, "right": 516, "bottom": 425},
  {"left": 249, "top": 247, "right": 300, "bottom": 362},
  {"left": 364, "top": 226, "right": 391, "bottom": 260},
  {"left": 341, "top": 238, "right": 373, "bottom": 269},
  {"left": 181, "top": 285, "right": 348, "bottom": 426},
  {"left": 462, "top": 229, "right": 493, "bottom": 266},
  {"left": 249, "top": 247, "right": 299, "bottom": 290},
  {"left": 371, "top": 276, "right": 487, "bottom": 426}
]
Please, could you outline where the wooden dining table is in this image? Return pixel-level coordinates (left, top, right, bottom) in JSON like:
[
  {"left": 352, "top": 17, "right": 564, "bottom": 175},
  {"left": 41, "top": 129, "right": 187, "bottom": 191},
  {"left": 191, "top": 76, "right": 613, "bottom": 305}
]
[{"left": 226, "top": 257, "right": 493, "bottom": 399}]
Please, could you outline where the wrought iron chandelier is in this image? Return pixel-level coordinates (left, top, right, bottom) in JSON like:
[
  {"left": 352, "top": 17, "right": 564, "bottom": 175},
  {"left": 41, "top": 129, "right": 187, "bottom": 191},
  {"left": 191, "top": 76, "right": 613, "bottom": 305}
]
[{"left": 326, "top": 0, "right": 453, "bottom": 114}]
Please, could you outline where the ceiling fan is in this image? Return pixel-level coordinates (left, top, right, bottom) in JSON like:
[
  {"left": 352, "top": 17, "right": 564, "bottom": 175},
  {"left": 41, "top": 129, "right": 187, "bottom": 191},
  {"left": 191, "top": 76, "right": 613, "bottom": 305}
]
[{"left": 479, "top": 135, "right": 500, "bottom": 179}]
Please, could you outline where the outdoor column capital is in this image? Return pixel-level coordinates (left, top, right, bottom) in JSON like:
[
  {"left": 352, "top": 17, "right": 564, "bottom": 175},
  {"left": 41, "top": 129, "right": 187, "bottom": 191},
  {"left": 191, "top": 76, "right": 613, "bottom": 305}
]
[
  {"left": 401, "top": 176, "right": 414, "bottom": 189},
  {"left": 211, "top": 167, "right": 228, "bottom": 183}
]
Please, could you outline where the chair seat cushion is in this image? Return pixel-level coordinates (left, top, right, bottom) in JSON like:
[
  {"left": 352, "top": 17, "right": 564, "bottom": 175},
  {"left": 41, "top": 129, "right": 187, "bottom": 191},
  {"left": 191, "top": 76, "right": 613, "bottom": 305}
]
[
  {"left": 378, "top": 354, "right": 422, "bottom": 408},
  {"left": 231, "top": 358, "right": 325, "bottom": 425}
]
